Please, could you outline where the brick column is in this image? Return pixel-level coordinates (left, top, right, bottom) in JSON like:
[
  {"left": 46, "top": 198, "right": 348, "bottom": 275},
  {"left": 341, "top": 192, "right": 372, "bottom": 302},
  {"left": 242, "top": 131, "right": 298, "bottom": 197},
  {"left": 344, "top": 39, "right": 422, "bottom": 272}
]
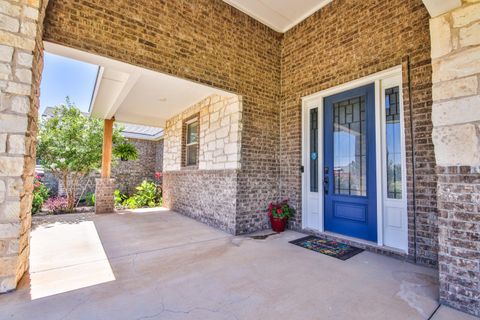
[
  {"left": 429, "top": 1, "right": 480, "bottom": 316},
  {"left": 0, "top": 0, "right": 48, "bottom": 292},
  {"left": 95, "top": 178, "right": 115, "bottom": 213}
]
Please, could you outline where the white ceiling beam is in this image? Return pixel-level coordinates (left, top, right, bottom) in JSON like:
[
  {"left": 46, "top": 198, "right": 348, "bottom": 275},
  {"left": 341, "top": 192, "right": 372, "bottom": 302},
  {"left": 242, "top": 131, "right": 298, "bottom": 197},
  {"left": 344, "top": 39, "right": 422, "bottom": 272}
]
[
  {"left": 422, "top": 0, "right": 462, "bottom": 17},
  {"left": 104, "top": 71, "right": 141, "bottom": 120}
]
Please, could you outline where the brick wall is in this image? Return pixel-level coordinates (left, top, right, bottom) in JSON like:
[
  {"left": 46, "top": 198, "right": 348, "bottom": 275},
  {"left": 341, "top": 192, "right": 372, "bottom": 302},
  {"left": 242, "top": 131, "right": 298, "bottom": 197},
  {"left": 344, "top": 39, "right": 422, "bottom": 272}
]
[
  {"left": 53, "top": 137, "right": 164, "bottom": 198},
  {"left": 155, "top": 138, "right": 164, "bottom": 173},
  {"left": 280, "top": 0, "right": 437, "bottom": 266},
  {"left": 437, "top": 166, "right": 480, "bottom": 316},
  {"left": 429, "top": 1, "right": 480, "bottom": 316},
  {"left": 163, "top": 94, "right": 241, "bottom": 232},
  {"left": 163, "top": 170, "right": 238, "bottom": 234},
  {"left": 113, "top": 138, "right": 162, "bottom": 195},
  {"left": 0, "top": 0, "right": 48, "bottom": 293},
  {"left": 43, "top": 0, "right": 282, "bottom": 235}
]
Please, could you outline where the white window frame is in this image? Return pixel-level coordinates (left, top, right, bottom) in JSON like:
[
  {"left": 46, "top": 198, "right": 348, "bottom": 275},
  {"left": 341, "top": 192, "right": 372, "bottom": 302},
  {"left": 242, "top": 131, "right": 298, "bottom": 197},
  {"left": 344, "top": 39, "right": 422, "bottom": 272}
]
[
  {"left": 185, "top": 118, "right": 199, "bottom": 166},
  {"left": 380, "top": 75, "right": 408, "bottom": 251},
  {"left": 301, "top": 66, "right": 408, "bottom": 252}
]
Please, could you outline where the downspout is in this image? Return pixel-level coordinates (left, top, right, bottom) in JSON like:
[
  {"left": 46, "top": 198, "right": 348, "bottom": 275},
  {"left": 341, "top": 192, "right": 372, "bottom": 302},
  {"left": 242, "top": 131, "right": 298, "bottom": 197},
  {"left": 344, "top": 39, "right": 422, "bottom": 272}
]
[{"left": 407, "top": 55, "right": 418, "bottom": 264}]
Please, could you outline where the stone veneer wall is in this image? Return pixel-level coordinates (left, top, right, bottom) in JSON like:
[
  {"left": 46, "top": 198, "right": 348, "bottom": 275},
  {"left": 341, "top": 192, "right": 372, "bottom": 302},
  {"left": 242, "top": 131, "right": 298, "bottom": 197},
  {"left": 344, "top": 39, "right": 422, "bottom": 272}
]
[
  {"left": 163, "top": 95, "right": 242, "bottom": 171},
  {"left": 429, "top": 1, "right": 480, "bottom": 316},
  {"left": 163, "top": 94, "right": 241, "bottom": 233},
  {"left": 280, "top": 0, "right": 437, "bottom": 266},
  {"left": 0, "top": 0, "right": 48, "bottom": 292},
  {"left": 43, "top": 0, "right": 282, "bottom": 235}
]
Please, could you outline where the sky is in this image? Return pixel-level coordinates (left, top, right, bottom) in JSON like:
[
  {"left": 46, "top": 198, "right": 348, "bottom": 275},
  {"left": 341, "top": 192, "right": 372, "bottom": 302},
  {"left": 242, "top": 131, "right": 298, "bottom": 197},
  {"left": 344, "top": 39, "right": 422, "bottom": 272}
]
[{"left": 39, "top": 52, "right": 99, "bottom": 115}]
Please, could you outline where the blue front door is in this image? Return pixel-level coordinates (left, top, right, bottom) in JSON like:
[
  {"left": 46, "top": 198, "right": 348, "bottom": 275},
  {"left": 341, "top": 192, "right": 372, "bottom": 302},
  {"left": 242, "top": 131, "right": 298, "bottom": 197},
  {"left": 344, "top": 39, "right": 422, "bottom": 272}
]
[{"left": 323, "top": 84, "right": 377, "bottom": 242}]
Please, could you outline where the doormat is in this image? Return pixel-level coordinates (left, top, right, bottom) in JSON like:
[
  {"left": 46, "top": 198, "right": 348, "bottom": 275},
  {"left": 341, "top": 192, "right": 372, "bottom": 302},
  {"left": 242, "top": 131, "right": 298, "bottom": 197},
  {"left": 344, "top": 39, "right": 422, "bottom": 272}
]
[{"left": 289, "top": 236, "right": 364, "bottom": 260}]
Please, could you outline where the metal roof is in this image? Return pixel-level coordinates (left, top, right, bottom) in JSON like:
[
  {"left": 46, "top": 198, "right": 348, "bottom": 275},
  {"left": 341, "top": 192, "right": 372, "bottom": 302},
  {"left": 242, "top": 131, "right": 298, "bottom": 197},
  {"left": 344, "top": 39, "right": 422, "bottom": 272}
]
[{"left": 42, "top": 107, "right": 163, "bottom": 141}]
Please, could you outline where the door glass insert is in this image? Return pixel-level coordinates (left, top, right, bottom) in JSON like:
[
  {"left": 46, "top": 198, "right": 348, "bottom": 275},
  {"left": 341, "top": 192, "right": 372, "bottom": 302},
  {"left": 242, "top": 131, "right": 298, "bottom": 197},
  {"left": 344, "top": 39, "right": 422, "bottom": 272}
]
[
  {"left": 310, "top": 108, "right": 318, "bottom": 192},
  {"left": 385, "top": 86, "right": 402, "bottom": 199},
  {"left": 333, "top": 96, "right": 367, "bottom": 196}
]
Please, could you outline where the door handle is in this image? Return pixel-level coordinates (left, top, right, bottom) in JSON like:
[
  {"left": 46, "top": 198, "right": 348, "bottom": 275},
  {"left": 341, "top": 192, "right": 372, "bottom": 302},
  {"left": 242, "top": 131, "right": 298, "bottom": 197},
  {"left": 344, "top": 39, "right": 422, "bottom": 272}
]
[{"left": 323, "top": 167, "right": 329, "bottom": 195}]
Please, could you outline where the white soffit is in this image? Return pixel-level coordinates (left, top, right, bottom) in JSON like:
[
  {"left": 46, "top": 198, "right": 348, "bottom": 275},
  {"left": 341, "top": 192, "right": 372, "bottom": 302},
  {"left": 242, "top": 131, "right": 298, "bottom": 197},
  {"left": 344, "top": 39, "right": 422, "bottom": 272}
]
[
  {"left": 422, "top": 0, "right": 461, "bottom": 17},
  {"left": 223, "top": 0, "right": 333, "bottom": 32},
  {"left": 44, "top": 42, "right": 235, "bottom": 128}
]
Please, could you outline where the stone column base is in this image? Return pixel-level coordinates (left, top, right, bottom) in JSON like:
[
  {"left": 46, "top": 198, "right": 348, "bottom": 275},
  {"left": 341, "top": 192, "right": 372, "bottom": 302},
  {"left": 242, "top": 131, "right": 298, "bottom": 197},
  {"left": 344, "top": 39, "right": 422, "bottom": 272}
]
[{"left": 95, "top": 178, "right": 115, "bottom": 214}]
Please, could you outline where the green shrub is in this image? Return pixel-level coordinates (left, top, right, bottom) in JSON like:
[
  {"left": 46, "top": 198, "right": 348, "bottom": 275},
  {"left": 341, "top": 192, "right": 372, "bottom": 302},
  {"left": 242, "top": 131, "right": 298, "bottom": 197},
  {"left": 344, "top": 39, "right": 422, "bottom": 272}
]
[
  {"left": 114, "top": 189, "right": 128, "bottom": 208},
  {"left": 131, "top": 180, "right": 158, "bottom": 208},
  {"left": 116, "top": 181, "right": 162, "bottom": 209},
  {"left": 32, "top": 176, "right": 49, "bottom": 214},
  {"left": 85, "top": 192, "right": 95, "bottom": 206},
  {"left": 123, "top": 196, "right": 137, "bottom": 209}
]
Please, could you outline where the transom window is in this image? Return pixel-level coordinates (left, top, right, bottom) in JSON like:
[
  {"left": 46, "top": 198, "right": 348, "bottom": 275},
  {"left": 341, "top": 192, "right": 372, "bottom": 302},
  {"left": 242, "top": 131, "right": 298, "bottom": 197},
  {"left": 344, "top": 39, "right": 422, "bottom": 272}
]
[{"left": 185, "top": 119, "right": 199, "bottom": 166}]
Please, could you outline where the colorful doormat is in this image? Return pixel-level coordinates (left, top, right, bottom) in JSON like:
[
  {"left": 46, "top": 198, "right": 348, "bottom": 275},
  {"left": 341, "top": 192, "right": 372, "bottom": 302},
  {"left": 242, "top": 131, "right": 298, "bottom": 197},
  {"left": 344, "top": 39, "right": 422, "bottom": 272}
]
[{"left": 289, "top": 236, "right": 364, "bottom": 260}]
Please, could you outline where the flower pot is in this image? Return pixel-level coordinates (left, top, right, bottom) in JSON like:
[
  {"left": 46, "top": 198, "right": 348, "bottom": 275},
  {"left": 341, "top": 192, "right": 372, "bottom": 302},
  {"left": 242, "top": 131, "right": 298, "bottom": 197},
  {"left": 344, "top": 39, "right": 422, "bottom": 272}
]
[{"left": 270, "top": 216, "right": 288, "bottom": 233}]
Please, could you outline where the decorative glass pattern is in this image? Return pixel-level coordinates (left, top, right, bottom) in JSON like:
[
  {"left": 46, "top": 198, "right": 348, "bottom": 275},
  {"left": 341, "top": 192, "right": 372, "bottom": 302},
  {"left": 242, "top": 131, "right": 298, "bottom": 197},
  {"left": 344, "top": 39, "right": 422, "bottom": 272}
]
[
  {"left": 310, "top": 108, "right": 318, "bottom": 192},
  {"left": 333, "top": 96, "right": 367, "bottom": 196},
  {"left": 385, "top": 86, "right": 402, "bottom": 199}
]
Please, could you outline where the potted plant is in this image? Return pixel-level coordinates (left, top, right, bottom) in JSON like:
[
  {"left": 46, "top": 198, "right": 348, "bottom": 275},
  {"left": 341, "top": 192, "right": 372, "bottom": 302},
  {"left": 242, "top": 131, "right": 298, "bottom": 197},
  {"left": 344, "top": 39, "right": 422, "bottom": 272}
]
[
  {"left": 113, "top": 142, "right": 139, "bottom": 161},
  {"left": 267, "top": 199, "right": 294, "bottom": 232}
]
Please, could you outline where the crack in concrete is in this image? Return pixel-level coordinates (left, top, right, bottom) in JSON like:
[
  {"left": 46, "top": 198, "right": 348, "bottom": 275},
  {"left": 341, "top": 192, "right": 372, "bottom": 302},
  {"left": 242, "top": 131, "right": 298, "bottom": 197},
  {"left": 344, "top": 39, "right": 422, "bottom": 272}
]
[{"left": 58, "top": 296, "right": 90, "bottom": 320}]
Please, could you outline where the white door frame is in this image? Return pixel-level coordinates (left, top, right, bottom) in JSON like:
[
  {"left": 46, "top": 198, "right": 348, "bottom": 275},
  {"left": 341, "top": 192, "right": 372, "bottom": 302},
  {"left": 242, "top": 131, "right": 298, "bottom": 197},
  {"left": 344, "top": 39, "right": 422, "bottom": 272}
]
[{"left": 301, "top": 65, "right": 406, "bottom": 250}]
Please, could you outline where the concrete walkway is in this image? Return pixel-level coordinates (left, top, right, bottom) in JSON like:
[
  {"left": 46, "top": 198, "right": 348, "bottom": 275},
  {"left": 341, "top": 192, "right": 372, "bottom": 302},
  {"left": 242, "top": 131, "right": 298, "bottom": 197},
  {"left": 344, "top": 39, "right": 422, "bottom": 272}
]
[{"left": 0, "top": 209, "right": 475, "bottom": 320}]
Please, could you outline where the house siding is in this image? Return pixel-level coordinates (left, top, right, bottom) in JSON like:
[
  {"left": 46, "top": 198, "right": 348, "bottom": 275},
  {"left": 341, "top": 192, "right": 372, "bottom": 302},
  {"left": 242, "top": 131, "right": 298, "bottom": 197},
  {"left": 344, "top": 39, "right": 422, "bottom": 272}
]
[
  {"left": 429, "top": 1, "right": 480, "bottom": 316},
  {"left": 280, "top": 0, "right": 437, "bottom": 267},
  {"left": 163, "top": 169, "right": 238, "bottom": 234},
  {"left": 0, "top": 0, "right": 49, "bottom": 292},
  {"left": 43, "top": 0, "right": 282, "bottom": 235},
  {"left": 162, "top": 94, "right": 242, "bottom": 233}
]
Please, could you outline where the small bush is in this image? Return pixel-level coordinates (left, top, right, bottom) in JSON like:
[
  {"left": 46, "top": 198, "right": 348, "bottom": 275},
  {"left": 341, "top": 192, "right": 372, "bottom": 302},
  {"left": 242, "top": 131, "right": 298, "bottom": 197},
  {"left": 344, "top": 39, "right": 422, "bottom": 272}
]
[
  {"left": 44, "top": 196, "right": 70, "bottom": 214},
  {"left": 84, "top": 192, "right": 95, "bottom": 206},
  {"left": 115, "top": 181, "right": 162, "bottom": 209},
  {"left": 114, "top": 189, "right": 128, "bottom": 208},
  {"left": 32, "top": 176, "right": 49, "bottom": 214},
  {"left": 131, "top": 180, "right": 159, "bottom": 208}
]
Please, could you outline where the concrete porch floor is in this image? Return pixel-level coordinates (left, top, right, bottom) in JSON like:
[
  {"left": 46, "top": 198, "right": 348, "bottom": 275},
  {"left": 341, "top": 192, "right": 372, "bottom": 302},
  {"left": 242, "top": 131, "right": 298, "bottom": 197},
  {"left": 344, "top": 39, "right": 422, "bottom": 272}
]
[{"left": 0, "top": 209, "right": 475, "bottom": 320}]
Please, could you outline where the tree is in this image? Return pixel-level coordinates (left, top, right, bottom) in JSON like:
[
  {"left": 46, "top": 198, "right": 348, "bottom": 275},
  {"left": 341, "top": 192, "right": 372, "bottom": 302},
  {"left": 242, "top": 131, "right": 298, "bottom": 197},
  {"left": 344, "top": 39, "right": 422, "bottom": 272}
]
[{"left": 37, "top": 98, "right": 138, "bottom": 211}]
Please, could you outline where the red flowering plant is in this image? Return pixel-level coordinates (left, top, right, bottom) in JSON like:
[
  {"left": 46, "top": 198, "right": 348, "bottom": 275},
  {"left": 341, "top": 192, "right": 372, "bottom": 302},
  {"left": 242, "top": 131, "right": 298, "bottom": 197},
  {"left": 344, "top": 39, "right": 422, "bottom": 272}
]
[
  {"left": 153, "top": 171, "right": 163, "bottom": 200},
  {"left": 267, "top": 199, "right": 294, "bottom": 220}
]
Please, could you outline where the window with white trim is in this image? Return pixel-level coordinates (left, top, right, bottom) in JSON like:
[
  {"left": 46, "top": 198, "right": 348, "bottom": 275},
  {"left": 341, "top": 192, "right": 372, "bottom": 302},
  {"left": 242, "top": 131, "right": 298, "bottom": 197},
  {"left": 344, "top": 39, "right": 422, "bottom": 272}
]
[
  {"left": 185, "top": 118, "right": 199, "bottom": 166},
  {"left": 384, "top": 86, "right": 402, "bottom": 199}
]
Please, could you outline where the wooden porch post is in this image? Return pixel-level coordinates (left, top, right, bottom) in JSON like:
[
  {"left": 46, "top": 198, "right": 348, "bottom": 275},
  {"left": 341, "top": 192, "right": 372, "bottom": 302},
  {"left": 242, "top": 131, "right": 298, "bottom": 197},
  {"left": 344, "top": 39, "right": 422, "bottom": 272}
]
[{"left": 101, "top": 118, "right": 114, "bottom": 178}]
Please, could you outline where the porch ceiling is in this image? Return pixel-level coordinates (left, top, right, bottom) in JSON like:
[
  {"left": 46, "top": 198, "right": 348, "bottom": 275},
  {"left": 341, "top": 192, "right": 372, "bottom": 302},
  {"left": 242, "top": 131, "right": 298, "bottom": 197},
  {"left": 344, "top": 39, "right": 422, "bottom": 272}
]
[
  {"left": 223, "top": 0, "right": 450, "bottom": 32},
  {"left": 223, "top": 0, "right": 333, "bottom": 32},
  {"left": 44, "top": 42, "right": 235, "bottom": 127}
]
